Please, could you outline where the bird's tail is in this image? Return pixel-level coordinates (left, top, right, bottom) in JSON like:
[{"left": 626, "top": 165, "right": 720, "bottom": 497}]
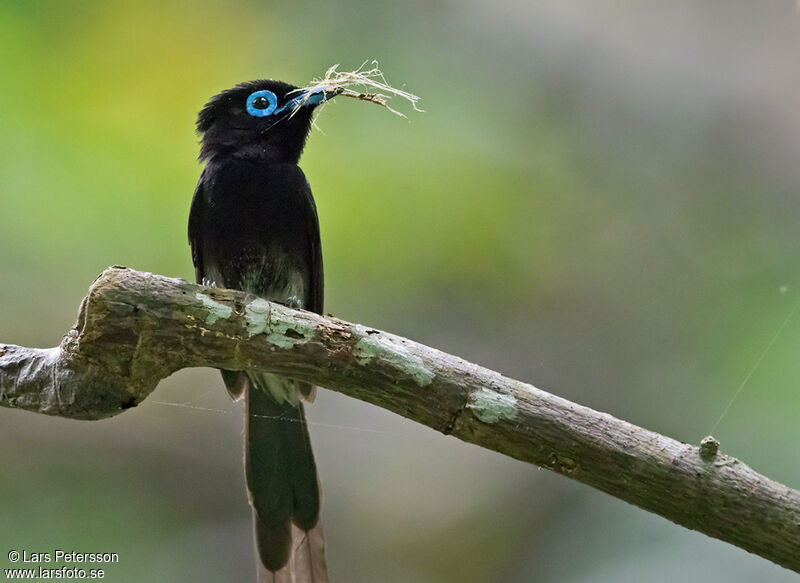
[{"left": 245, "top": 374, "right": 328, "bottom": 583}]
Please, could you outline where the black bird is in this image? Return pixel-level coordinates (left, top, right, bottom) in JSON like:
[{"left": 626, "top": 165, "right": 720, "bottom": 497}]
[{"left": 189, "top": 80, "right": 338, "bottom": 582}]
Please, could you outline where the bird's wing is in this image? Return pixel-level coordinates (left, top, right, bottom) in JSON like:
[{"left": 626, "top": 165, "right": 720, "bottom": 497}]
[
  {"left": 295, "top": 176, "right": 324, "bottom": 402},
  {"left": 189, "top": 170, "right": 247, "bottom": 400},
  {"left": 188, "top": 171, "right": 206, "bottom": 284},
  {"left": 302, "top": 176, "right": 324, "bottom": 316}
]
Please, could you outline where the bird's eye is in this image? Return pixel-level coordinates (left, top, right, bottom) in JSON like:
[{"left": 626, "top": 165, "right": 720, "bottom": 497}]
[{"left": 246, "top": 90, "right": 278, "bottom": 117}]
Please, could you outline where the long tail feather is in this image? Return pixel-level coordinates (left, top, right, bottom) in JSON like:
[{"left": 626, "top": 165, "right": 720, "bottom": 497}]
[
  {"left": 246, "top": 376, "right": 328, "bottom": 582},
  {"left": 257, "top": 523, "right": 329, "bottom": 583}
]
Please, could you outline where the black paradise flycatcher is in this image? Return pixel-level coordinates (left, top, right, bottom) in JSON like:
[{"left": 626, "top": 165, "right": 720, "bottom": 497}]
[{"left": 189, "top": 80, "right": 338, "bottom": 583}]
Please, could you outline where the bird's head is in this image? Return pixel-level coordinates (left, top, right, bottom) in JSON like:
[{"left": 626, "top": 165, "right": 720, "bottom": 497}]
[{"left": 197, "top": 79, "right": 340, "bottom": 163}]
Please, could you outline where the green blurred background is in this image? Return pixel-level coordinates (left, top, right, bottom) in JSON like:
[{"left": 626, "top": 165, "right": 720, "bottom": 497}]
[{"left": 2, "top": 1, "right": 799, "bottom": 581}]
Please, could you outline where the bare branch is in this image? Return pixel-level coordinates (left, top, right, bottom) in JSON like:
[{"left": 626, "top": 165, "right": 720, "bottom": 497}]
[{"left": 1, "top": 266, "right": 798, "bottom": 572}]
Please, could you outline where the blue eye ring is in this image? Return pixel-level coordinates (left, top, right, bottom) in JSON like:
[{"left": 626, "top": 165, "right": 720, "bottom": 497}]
[{"left": 246, "top": 90, "right": 278, "bottom": 117}]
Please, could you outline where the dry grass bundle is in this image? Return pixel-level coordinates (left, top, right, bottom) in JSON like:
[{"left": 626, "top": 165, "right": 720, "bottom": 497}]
[{"left": 291, "top": 61, "right": 423, "bottom": 118}]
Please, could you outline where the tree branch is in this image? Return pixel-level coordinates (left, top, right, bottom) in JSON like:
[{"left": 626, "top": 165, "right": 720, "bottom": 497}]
[{"left": 1, "top": 266, "right": 798, "bottom": 572}]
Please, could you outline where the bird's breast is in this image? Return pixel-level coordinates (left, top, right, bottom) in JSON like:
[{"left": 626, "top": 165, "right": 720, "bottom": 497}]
[{"left": 199, "top": 160, "right": 315, "bottom": 305}]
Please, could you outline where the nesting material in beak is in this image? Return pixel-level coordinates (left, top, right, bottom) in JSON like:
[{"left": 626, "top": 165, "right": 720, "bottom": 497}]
[{"left": 290, "top": 60, "right": 424, "bottom": 118}]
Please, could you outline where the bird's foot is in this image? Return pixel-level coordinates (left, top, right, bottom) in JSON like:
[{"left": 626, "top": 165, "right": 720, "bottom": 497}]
[{"left": 284, "top": 295, "right": 302, "bottom": 309}]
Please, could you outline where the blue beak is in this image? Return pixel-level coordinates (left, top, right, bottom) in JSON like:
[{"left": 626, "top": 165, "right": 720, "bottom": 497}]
[{"left": 275, "top": 87, "right": 342, "bottom": 115}]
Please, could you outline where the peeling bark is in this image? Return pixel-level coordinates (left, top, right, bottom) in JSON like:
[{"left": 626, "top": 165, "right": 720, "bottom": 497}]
[{"left": 1, "top": 266, "right": 798, "bottom": 572}]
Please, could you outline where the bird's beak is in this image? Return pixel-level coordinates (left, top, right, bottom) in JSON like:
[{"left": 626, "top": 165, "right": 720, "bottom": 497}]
[{"left": 277, "top": 87, "right": 343, "bottom": 115}]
